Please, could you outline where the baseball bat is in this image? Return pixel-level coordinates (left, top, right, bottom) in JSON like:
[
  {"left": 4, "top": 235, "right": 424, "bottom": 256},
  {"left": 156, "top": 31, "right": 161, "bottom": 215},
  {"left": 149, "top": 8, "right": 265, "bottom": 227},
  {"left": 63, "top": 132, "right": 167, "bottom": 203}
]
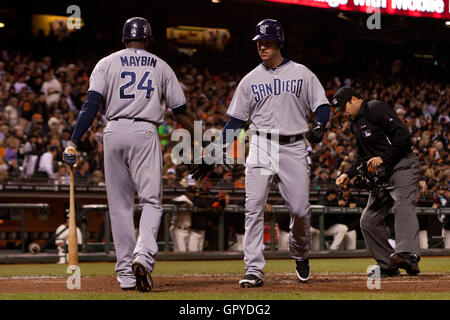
[{"left": 68, "top": 165, "right": 78, "bottom": 266}]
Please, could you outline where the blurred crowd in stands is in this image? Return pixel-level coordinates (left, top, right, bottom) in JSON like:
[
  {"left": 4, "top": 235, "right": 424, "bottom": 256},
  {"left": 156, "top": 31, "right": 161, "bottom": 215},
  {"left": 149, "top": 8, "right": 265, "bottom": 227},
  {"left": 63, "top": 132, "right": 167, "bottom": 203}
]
[
  {"left": 0, "top": 30, "right": 449, "bottom": 251},
  {"left": 0, "top": 50, "right": 447, "bottom": 191}
]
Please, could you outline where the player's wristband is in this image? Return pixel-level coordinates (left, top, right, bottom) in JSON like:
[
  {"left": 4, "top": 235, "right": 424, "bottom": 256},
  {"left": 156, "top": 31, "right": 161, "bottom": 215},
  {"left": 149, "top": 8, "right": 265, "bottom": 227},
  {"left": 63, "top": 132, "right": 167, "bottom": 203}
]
[{"left": 315, "top": 104, "right": 330, "bottom": 126}]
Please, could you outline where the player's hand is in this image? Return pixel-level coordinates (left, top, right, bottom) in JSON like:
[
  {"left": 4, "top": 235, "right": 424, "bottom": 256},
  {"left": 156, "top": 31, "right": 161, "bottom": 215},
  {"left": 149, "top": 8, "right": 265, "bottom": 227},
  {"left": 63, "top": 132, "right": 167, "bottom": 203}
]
[
  {"left": 336, "top": 173, "right": 349, "bottom": 188},
  {"left": 367, "top": 157, "right": 383, "bottom": 171},
  {"left": 190, "top": 161, "right": 214, "bottom": 180},
  {"left": 63, "top": 141, "right": 77, "bottom": 167},
  {"left": 305, "top": 122, "right": 324, "bottom": 144},
  {"left": 190, "top": 143, "right": 233, "bottom": 181}
]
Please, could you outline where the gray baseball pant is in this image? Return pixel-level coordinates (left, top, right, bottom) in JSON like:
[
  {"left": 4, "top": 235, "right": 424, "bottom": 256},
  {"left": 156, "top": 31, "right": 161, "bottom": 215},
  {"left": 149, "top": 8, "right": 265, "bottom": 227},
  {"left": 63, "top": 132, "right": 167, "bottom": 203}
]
[
  {"left": 243, "top": 135, "right": 311, "bottom": 280},
  {"left": 360, "top": 152, "right": 420, "bottom": 270},
  {"left": 103, "top": 119, "right": 163, "bottom": 289}
]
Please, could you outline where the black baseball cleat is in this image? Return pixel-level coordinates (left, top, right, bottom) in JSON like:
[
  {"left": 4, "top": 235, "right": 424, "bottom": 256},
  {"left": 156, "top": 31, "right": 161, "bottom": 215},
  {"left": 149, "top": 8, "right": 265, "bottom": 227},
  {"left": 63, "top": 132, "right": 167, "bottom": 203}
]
[
  {"left": 389, "top": 252, "right": 420, "bottom": 276},
  {"left": 368, "top": 267, "right": 401, "bottom": 278},
  {"left": 121, "top": 286, "right": 136, "bottom": 291},
  {"left": 239, "top": 274, "right": 264, "bottom": 288},
  {"left": 380, "top": 268, "right": 401, "bottom": 278},
  {"left": 132, "top": 262, "right": 153, "bottom": 292},
  {"left": 295, "top": 258, "right": 310, "bottom": 282}
]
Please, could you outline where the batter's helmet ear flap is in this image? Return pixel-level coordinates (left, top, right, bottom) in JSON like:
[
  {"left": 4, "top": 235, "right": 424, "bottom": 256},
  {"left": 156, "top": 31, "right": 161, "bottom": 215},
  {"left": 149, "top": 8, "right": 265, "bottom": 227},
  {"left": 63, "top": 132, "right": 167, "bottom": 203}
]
[{"left": 142, "top": 36, "right": 153, "bottom": 50}]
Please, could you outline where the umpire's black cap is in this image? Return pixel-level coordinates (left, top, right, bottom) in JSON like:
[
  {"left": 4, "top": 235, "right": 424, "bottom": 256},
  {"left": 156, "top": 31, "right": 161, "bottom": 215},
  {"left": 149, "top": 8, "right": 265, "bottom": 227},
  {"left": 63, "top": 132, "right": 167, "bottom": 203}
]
[{"left": 332, "top": 86, "right": 358, "bottom": 111}]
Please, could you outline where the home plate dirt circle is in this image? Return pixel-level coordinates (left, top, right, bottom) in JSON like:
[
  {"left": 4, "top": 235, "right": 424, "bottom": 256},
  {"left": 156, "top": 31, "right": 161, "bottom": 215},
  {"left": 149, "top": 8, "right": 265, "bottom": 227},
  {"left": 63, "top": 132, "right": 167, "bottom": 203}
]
[{"left": 1, "top": 273, "right": 449, "bottom": 293}]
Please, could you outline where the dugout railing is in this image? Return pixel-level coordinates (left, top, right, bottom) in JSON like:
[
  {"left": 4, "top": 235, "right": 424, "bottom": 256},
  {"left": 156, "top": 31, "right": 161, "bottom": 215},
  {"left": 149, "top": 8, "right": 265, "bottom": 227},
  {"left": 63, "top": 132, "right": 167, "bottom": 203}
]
[
  {"left": 76, "top": 204, "right": 450, "bottom": 253},
  {"left": 0, "top": 203, "right": 49, "bottom": 252}
]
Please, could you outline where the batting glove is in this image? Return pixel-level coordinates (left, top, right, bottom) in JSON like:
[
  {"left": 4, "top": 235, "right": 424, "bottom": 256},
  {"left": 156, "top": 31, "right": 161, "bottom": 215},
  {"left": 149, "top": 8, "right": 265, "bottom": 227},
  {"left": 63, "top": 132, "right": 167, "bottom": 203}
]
[
  {"left": 305, "top": 121, "right": 325, "bottom": 144},
  {"left": 190, "top": 143, "right": 233, "bottom": 181},
  {"left": 63, "top": 141, "right": 77, "bottom": 167}
]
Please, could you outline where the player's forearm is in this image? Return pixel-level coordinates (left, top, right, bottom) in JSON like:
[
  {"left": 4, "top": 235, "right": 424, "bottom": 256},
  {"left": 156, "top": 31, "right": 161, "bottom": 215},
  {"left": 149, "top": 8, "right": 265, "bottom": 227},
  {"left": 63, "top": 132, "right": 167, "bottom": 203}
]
[
  {"left": 315, "top": 104, "right": 330, "bottom": 126},
  {"left": 345, "top": 154, "right": 362, "bottom": 179},
  {"left": 70, "top": 91, "right": 102, "bottom": 146},
  {"left": 221, "top": 117, "right": 246, "bottom": 145},
  {"left": 172, "top": 104, "right": 196, "bottom": 138}
]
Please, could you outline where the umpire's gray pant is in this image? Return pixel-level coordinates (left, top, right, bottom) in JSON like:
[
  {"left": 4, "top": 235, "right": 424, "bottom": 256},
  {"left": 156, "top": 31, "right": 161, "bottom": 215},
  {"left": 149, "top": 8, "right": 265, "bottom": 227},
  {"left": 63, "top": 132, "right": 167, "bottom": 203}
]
[
  {"left": 360, "top": 152, "right": 420, "bottom": 270},
  {"left": 243, "top": 135, "right": 311, "bottom": 280},
  {"left": 104, "top": 119, "right": 163, "bottom": 289}
]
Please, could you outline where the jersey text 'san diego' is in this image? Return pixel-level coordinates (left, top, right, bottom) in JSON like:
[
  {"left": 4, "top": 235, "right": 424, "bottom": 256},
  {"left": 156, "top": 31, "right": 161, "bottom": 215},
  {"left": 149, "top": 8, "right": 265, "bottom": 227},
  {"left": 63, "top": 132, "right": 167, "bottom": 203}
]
[{"left": 227, "top": 60, "right": 328, "bottom": 136}]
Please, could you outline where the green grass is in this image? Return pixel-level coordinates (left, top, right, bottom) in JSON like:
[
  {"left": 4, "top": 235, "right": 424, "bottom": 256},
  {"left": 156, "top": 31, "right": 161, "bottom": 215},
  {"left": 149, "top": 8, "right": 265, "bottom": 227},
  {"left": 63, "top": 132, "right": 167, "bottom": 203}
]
[
  {"left": 1, "top": 292, "right": 449, "bottom": 300},
  {"left": 0, "top": 262, "right": 116, "bottom": 277},
  {"left": 0, "top": 257, "right": 449, "bottom": 300},
  {"left": 0, "top": 257, "right": 449, "bottom": 277}
]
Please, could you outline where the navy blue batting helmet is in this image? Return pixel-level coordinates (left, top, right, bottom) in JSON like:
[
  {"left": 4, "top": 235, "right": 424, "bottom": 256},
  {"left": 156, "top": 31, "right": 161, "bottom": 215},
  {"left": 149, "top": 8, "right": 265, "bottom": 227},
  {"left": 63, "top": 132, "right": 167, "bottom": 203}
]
[
  {"left": 252, "top": 19, "right": 284, "bottom": 46},
  {"left": 122, "top": 17, "right": 152, "bottom": 45}
]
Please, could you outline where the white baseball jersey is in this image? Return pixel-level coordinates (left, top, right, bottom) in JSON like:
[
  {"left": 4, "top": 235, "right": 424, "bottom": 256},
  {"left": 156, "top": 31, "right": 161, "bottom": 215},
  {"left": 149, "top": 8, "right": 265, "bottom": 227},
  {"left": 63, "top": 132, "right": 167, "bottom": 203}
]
[
  {"left": 89, "top": 48, "right": 186, "bottom": 123},
  {"left": 227, "top": 60, "right": 329, "bottom": 136},
  {"left": 55, "top": 224, "right": 82, "bottom": 245}
]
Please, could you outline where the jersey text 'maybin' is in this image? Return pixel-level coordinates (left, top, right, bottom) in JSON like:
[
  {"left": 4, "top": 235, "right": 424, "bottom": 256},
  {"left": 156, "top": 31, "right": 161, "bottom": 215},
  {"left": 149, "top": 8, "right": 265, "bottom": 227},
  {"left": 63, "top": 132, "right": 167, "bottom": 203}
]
[{"left": 120, "top": 56, "right": 157, "bottom": 67}]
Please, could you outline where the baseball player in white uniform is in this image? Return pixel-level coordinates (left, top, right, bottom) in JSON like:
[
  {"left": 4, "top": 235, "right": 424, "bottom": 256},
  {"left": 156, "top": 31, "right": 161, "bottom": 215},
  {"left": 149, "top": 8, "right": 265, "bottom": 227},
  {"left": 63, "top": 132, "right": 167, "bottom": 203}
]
[
  {"left": 63, "top": 17, "right": 196, "bottom": 292},
  {"left": 169, "top": 186, "right": 196, "bottom": 252},
  {"left": 191, "top": 19, "right": 331, "bottom": 287},
  {"left": 55, "top": 210, "right": 82, "bottom": 264}
]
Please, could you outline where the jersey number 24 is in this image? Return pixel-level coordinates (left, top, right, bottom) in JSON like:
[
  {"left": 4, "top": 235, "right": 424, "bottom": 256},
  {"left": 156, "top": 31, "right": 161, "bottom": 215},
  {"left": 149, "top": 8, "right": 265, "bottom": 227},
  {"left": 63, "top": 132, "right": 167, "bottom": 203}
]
[{"left": 119, "top": 71, "right": 154, "bottom": 99}]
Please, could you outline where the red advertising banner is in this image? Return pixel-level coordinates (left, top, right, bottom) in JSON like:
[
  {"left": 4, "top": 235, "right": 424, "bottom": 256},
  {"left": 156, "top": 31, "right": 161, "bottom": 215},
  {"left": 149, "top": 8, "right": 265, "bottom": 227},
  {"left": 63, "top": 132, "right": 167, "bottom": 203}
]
[{"left": 266, "top": 0, "right": 450, "bottom": 19}]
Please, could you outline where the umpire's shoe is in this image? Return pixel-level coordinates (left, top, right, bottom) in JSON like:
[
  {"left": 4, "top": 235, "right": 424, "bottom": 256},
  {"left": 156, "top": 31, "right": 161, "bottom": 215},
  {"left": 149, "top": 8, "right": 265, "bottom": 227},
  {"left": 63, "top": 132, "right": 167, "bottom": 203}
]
[
  {"left": 368, "top": 267, "right": 401, "bottom": 278},
  {"left": 121, "top": 286, "right": 136, "bottom": 291},
  {"left": 239, "top": 274, "right": 264, "bottom": 288},
  {"left": 296, "top": 258, "right": 310, "bottom": 282},
  {"left": 132, "top": 262, "right": 153, "bottom": 292},
  {"left": 389, "top": 252, "right": 420, "bottom": 276}
]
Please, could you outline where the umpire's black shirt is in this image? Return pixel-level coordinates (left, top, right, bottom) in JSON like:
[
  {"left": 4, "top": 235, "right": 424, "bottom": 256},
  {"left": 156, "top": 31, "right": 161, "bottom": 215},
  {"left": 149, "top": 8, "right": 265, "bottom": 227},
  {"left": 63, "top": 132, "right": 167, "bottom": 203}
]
[{"left": 345, "top": 99, "right": 413, "bottom": 179}]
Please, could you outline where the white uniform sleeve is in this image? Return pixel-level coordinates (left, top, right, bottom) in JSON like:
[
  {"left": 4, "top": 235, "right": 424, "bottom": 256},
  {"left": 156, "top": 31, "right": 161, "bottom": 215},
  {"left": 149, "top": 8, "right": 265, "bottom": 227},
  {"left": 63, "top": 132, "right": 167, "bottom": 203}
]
[
  {"left": 164, "top": 65, "right": 186, "bottom": 109},
  {"left": 55, "top": 225, "right": 68, "bottom": 242},
  {"left": 40, "top": 82, "right": 48, "bottom": 95},
  {"left": 39, "top": 153, "right": 54, "bottom": 178},
  {"left": 306, "top": 72, "right": 329, "bottom": 112},
  {"left": 54, "top": 79, "right": 62, "bottom": 93},
  {"left": 226, "top": 82, "right": 250, "bottom": 121},
  {"left": 88, "top": 58, "right": 108, "bottom": 97},
  {"left": 77, "top": 228, "right": 83, "bottom": 245}
]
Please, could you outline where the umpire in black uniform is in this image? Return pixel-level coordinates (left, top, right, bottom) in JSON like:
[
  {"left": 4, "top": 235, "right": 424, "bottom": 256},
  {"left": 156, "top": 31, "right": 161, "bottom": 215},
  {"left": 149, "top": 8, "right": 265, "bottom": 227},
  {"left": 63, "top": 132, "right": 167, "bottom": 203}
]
[{"left": 333, "top": 87, "right": 420, "bottom": 276}]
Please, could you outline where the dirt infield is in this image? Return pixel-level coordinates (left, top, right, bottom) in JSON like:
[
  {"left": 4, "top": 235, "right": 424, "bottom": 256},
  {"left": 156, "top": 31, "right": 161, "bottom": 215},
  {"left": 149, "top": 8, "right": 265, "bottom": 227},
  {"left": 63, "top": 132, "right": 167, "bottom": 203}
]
[{"left": 1, "top": 273, "right": 449, "bottom": 293}]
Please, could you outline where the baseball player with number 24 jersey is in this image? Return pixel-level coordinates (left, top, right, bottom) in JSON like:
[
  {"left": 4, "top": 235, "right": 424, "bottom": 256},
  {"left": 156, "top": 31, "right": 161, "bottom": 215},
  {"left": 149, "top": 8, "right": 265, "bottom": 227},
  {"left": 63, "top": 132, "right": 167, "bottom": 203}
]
[{"left": 63, "top": 17, "right": 196, "bottom": 292}]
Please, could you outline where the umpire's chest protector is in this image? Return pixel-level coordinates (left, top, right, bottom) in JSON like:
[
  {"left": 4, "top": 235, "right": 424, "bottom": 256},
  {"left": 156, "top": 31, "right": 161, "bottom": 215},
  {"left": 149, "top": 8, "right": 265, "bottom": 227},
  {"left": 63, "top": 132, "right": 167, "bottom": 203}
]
[{"left": 351, "top": 100, "right": 396, "bottom": 158}]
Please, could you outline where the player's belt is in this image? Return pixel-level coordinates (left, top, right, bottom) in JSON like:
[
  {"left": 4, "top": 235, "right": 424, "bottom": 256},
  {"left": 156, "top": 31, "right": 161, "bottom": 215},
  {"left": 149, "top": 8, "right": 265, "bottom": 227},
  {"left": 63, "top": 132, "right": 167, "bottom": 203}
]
[
  {"left": 109, "top": 117, "right": 158, "bottom": 126},
  {"left": 254, "top": 131, "right": 304, "bottom": 145}
]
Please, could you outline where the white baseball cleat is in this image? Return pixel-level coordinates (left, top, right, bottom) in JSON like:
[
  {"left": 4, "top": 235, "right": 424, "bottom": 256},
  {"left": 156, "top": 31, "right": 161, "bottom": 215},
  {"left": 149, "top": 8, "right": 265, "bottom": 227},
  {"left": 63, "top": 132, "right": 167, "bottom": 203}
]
[{"left": 295, "top": 258, "right": 310, "bottom": 282}]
